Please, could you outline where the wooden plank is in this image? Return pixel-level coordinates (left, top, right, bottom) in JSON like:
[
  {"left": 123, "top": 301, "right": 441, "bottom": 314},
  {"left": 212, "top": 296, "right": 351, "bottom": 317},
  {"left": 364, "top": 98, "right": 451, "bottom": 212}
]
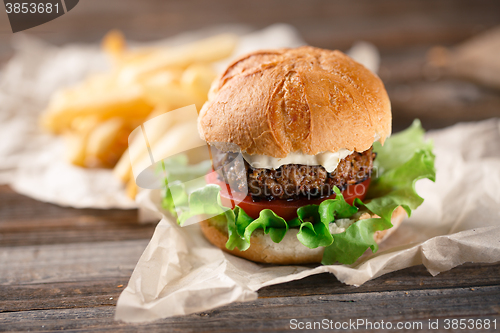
[
  {"left": 0, "top": 240, "right": 148, "bottom": 285},
  {"left": 258, "top": 263, "right": 500, "bottom": 298},
  {"left": 1, "top": 0, "right": 499, "bottom": 62},
  {"left": 0, "top": 186, "right": 156, "bottom": 247},
  {"left": 0, "top": 286, "right": 499, "bottom": 332},
  {"left": 0, "top": 279, "right": 126, "bottom": 312},
  {"left": 1, "top": 258, "right": 499, "bottom": 312},
  {"left": 387, "top": 80, "right": 500, "bottom": 132}
]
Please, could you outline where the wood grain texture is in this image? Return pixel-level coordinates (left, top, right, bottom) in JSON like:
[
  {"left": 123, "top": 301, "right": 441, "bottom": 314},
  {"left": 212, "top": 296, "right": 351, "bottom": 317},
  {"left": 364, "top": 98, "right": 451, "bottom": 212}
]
[
  {"left": 1, "top": 286, "right": 499, "bottom": 332},
  {"left": 1, "top": 0, "right": 499, "bottom": 55},
  {"left": 0, "top": 186, "right": 156, "bottom": 247},
  {"left": 1, "top": 263, "right": 499, "bottom": 313},
  {"left": 0, "top": 240, "right": 148, "bottom": 285}
]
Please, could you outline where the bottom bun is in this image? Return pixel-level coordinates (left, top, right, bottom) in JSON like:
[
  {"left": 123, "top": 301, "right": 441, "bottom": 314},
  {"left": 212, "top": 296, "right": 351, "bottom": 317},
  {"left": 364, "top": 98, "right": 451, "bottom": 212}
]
[{"left": 200, "top": 206, "right": 407, "bottom": 265}]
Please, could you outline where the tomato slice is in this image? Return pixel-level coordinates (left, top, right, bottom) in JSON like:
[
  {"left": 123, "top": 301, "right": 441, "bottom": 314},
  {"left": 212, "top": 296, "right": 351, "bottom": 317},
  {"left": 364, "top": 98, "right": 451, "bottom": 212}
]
[{"left": 205, "top": 171, "right": 370, "bottom": 221}]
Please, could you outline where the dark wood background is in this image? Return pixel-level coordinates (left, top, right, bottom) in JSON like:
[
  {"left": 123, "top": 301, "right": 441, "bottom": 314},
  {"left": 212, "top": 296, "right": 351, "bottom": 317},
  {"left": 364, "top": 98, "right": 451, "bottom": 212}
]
[{"left": 1, "top": 0, "right": 500, "bottom": 331}]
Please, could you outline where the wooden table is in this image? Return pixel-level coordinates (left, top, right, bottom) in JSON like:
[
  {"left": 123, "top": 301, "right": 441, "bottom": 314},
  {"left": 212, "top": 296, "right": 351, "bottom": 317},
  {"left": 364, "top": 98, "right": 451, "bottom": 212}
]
[
  {"left": 1, "top": 185, "right": 500, "bottom": 332},
  {"left": 1, "top": 0, "right": 500, "bottom": 331}
]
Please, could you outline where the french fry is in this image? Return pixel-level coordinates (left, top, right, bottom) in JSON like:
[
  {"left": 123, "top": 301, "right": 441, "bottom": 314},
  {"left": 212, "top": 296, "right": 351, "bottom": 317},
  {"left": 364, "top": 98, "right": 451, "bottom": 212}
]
[
  {"left": 180, "top": 64, "right": 217, "bottom": 98},
  {"left": 63, "top": 115, "right": 101, "bottom": 166},
  {"left": 70, "top": 114, "right": 102, "bottom": 134},
  {"left": 41, "top": 78, "right": 154, "bottom": 134},
  {"left": 142, "top": 79, "right": 206, "bottom": 111},
  {"left": 40, "top": 30, "right": 237, "bottom": 200},
  {"left": 113, "top": 150, "right": 133, "bottom": 183},
  {"left": 86, "top": 117, "right": 128, "bottom": 168},
  {"left": 101, "top": 30, "right": 127, "bottom": 63},
  {"left": 140, "top": 68, "right": 184, "bottom": 85},
  {"left": 113, "top": 105, "right": 193, "bottom": 183},
  {"left": 101, "top": 30, "right": 157, "bottom": 68},
  {"left": 121, "top": 119, "right": 204, "bottom": 193},
  {"left": 118, "top": 34, "right": 237, "bottom": 84},
  {"left": 150, "top": 121, "right": 205, "bottom": 163},
  {"left": 63, "top": 132, "right": 87, "bottom": 167},
  {"left": 112, "top": 65, "right": 215, "bottom": 185},
  {"left": 113, "top": 105, "right": 171, "bottom": 183},
  {"left": 126, "top": 178, "right": 138, "bottom": 200}
]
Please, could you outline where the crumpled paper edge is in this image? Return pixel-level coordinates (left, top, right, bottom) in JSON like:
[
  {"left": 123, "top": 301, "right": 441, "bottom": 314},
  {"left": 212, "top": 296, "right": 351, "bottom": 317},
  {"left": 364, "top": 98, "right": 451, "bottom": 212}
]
[
  {"left": 116, "top": 118, "right": 500, "bottom": 322},
  {"left": 116, "top": 193, "right": 500, "bottom": 322}
]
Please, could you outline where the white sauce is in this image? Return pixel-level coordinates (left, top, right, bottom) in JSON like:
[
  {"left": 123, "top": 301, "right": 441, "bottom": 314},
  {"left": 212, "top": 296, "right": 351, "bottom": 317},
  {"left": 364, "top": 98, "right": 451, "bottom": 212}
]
[
  {"left": 242, "top": 149, "right": 353, "bottom": 173},
  {"left": 241, "top": 132, "right": 382, "bottom": 173}
]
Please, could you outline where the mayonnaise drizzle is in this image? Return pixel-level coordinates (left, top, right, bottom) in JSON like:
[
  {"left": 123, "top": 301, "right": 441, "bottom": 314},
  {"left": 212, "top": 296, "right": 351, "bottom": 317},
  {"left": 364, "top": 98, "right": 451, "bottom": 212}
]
[
  {"left": 242, "top": 149, "right": 353, "bottom": 173},
  {"left": 241, "top": 133, "right": 382, "bottom": 172}
]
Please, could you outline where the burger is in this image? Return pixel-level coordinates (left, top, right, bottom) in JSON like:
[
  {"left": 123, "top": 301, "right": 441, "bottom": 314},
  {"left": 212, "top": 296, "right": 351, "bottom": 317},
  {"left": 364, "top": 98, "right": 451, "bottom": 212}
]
[{"left": 165, "top": 46, "right": 435, "bottom": 265}]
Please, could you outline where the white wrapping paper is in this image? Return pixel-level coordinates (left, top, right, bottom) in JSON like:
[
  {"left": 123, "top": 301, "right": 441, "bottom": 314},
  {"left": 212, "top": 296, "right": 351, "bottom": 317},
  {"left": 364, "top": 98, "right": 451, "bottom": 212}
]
[
  {"left": 0, "top": 35, "right": 137, "bottom": 208},
  {"left": 116, "top": 118, "right": 500, "bottom": 322},
  {"left": 0, "top": 24, "right": 306, "bottom": 209}
]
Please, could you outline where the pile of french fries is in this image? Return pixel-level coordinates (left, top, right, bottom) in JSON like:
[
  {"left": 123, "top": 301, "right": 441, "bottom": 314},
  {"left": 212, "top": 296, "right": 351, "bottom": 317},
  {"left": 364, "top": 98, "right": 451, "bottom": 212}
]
[{"left": 40, "top": 30, "right": 237, "bottom": 198}]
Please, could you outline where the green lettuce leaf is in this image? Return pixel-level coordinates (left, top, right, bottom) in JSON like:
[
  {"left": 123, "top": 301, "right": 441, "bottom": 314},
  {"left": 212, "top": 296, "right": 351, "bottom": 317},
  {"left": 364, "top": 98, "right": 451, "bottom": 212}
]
[
  {"left": 321, "top": 121, "right": 436, "bottom": 265},
  {"left": 239, "top": 190, "right": 355, "bottom": 249},
  {"left": 161, "top": 182, "right": 189, "bottom": 215},
  {"left": 226, "top": 206, "right": 251, "bottom": 251},
  {"left": 296, "top": 205, "right": 332, "bottom": 248},
  {"left": 162, "top": 119, "right": 436, "bottom": 265},
  {"left": 323, "top": 217, "right": 389, "bottom": 265},
  {"left": 244, "top": 210, "right": 288, "bottom": 244},
  {"left": 178, "top": 184, "right": 228, "bottom": 225},
  {"left": 373, "top": 119, "right": 433, "bottom": 175},
  {"left": 319, "top": 187, "right": 359, "bottom": 220},
  {"left": 175, "top": 186, "right": 356, "bottom": 251}
]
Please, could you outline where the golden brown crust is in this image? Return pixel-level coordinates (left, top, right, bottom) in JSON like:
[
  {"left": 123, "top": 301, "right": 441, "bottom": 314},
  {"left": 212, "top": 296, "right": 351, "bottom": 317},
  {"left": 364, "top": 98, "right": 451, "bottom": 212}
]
[
  {"left": 199, "top": 206, "right": 406, "bottom": 265},
  {"left": 198, "top": 46, "right": 391, "bottom": 157}
]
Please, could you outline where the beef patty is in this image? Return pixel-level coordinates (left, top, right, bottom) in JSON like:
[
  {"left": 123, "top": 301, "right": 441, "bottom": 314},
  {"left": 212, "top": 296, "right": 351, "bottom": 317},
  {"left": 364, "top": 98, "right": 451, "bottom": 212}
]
[{"left": 211, "top": 147, "right": 375, "bottom": 201}]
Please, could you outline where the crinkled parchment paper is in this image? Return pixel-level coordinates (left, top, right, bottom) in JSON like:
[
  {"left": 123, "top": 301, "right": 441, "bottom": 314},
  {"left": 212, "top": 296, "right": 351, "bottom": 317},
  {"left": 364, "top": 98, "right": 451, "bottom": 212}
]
[
  {"left": 116, "top": 119, "right": 500, "bottom": 322},
  {"left": 0, "top": 35, "right": 135, "bottom": 208},
  {"left": 0, "top": 24, "right": 306, "bottom": 209}
]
